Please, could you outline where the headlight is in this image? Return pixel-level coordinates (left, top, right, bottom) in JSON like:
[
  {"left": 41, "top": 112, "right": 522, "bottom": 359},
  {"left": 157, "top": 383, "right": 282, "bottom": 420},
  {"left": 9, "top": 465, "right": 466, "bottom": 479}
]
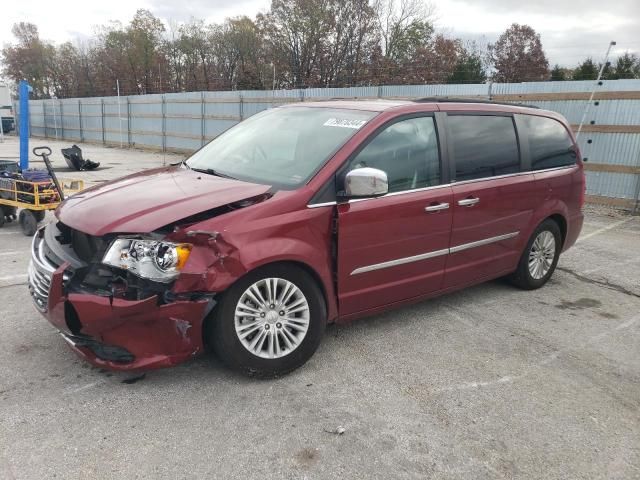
[{"left": 102, "top": 239, "right": 192, "bottom": 283}]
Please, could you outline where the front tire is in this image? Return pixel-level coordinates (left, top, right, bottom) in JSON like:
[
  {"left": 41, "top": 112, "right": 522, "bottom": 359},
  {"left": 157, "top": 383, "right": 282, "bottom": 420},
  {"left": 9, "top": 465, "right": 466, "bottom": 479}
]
[
  {"left": 509, "top": 219, "right": 561, "bottom": 290},
  {"left": 208, "top": 264, "right": 327, "bottom": 378}
]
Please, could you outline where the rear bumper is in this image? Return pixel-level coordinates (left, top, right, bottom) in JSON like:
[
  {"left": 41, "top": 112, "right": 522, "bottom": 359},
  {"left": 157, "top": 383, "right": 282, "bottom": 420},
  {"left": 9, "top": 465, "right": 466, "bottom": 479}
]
[{"left": 28, "top": 230, "right": 212, "bottom": 371}]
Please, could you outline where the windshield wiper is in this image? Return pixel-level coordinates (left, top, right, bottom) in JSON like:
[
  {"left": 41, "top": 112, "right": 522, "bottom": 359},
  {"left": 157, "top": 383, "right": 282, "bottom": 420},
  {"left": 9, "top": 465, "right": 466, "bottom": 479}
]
[{"left": 190, "top": 167, "right": 237, "bottom": 180}]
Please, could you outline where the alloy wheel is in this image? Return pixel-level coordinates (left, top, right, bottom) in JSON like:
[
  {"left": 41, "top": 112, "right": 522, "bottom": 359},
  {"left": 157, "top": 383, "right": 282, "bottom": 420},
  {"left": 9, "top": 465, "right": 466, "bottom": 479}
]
[
  {"left": 528, "top": 231, "right": 556, "bottom": 280},
  {"left": 234, "top": 277, "right": 310, "bottom": 359}
]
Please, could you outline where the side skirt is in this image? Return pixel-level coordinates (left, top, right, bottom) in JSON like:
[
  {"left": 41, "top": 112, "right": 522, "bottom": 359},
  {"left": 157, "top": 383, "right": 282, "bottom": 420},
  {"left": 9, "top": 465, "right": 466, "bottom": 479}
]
[{"left": 335, "top": 266, "right": 520, "bottom": 324}]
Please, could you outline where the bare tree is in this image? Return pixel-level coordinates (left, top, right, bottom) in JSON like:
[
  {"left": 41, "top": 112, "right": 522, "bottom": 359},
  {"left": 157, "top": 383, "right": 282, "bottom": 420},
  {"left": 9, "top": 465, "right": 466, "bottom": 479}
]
[{"left": 374, "top": 0, "right": 434, "bottom": 62}]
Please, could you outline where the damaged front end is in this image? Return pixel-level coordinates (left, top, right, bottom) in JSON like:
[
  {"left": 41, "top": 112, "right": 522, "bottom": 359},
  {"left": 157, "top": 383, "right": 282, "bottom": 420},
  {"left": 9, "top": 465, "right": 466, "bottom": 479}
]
[{"left": 28, "top": 221, "right": 218, "bottom": 370}]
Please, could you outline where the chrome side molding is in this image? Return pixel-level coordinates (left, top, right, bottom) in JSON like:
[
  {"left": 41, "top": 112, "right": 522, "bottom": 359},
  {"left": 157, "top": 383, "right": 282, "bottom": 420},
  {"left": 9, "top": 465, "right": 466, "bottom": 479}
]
[
  {"left": 350, "top": 231, "right": 519, "bottom": 275},
  {"left": 351, "top": 248, "right": 449, "bottom": 275},
  {"left": 449, "top": 232, "right": 519, "bottom": 254}
]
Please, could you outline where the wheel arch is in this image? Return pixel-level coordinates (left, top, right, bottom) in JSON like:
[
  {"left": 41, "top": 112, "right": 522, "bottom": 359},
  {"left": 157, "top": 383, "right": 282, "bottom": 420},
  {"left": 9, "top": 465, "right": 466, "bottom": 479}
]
[
  {"left": 253, "top": 259, "right": 330, "bottom": 316},
  {"left": 202, "top": 259, "right": 333, "bottom": 351},
  {"left": 547, "top": 213, "right": 568, "bottom": 247}
]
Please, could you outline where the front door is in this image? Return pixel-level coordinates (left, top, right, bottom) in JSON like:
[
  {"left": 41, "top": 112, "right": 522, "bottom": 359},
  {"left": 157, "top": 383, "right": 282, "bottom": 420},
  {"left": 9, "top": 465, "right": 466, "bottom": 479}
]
[{"left": 336, "top": 115, "right": 453, "bottom": 316}]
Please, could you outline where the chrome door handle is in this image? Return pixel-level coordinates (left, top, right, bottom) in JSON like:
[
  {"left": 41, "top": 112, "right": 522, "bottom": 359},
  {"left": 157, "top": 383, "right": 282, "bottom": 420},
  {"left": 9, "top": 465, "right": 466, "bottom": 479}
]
[
  {"left": 458, "top": 197, "right": 479, "bottom": 207},
  {"left": 425, "top": 202, "right": 450, "bottom": 212}
]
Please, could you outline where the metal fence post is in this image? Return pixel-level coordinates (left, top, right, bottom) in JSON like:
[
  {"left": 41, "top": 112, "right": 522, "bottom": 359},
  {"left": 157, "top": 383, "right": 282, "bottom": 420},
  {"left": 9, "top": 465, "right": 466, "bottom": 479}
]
[
  {"left": 60, "top": 101, "right": 64, "bottom": 140},
  {"left": 13, "top": 100, "right": 19, "bottom": 136},
  {"left": 161, "top": 94, "right": 166, "bottom": 152},
  {"left": 44, "top": 101, "right": 48, "bottom": 138},
  {"left": 78, "top": 99, "right": 84, "bottom": 142},
  {"left": 200, "top": 91, "right": 205, "bottom": 146},
  {"left": 101, "top": 98, "right": 105, "bottom": 145},
  {"left": 239, "top": 93, "right": 244, "bottom": 121},
  {"left": 126, "top": 97, "right": 131, "bottom": 147},
  {"left": 633, "top": 148, "right": 640, "bottom": 214}
]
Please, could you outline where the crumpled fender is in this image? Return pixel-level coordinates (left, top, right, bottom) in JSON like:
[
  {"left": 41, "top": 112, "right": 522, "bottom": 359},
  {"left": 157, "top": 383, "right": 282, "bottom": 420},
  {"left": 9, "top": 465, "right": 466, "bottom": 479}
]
[{"left": 169, "top": 206, "right": 338, "bottom": 321}]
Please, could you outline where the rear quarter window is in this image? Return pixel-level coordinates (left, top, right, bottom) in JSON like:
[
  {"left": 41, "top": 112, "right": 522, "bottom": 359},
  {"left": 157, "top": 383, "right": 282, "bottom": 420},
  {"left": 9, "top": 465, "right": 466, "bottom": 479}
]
[{"left": 523, "top": 115, "right": 577, "bottom": 170}]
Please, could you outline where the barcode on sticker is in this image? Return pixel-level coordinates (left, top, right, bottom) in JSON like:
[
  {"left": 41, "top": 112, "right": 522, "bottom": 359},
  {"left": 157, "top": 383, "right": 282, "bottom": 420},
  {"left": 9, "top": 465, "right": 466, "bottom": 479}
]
[{"left": 323, "top": 118, "right": 367, "bottom": 129}]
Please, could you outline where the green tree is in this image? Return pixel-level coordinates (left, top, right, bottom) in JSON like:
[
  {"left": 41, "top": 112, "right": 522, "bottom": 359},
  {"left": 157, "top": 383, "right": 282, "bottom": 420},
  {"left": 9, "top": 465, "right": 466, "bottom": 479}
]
[
  {"left": 448, "top": 50, "right": 487, "bottom": 84},
  {"left": 611, "top": 53, "right": 640, "bottom": 79},
  {"left": 550, "top": 64, "right": 566, "bottom": 81},
  {"left": 572, "top": 58, "right": 598, "bottom": 80}
]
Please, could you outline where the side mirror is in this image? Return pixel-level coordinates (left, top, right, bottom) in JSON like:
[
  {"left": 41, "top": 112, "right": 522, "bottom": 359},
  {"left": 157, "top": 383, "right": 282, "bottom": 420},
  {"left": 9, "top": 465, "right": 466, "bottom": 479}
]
[{"left": 344, "top": 167, "right": 388, "bottom": 198}]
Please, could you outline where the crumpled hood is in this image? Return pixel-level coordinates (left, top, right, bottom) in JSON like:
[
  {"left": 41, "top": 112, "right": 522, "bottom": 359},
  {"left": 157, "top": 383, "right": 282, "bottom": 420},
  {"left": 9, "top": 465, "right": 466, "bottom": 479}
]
[{"left": 57, "top": 166, "right": 271, "bottom": 236}]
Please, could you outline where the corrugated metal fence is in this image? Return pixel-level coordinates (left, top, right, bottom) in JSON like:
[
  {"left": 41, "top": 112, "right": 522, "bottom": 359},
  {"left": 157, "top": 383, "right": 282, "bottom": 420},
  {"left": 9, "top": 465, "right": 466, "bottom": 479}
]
[{"left": 19, "top": 80, "right": 640, "bottom": 210}]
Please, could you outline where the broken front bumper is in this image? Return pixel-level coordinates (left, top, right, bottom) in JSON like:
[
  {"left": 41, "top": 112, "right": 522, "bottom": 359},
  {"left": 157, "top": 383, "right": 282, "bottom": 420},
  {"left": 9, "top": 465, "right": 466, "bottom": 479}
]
[{"left": 28, "top": 228, "right": 211, "bottom": 371}]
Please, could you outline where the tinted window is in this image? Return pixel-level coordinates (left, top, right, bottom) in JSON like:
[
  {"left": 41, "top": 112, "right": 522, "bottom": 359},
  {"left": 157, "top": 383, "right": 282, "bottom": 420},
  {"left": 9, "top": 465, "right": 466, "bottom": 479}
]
[
  {"left": 448, "top": 115, "right": 520, "bottom": 181},
  {"left": 523, "top": 115, "right": 576, "bottom": 170},
  {"left": 348, "top": 117, "right": 440, "bottom": 193}
]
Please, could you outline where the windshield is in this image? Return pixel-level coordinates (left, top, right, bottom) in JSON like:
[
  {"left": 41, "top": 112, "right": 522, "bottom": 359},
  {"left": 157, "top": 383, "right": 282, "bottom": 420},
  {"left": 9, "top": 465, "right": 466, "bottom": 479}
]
[{"left": 186, "top": 107, "right": 376, "bottom": 188}]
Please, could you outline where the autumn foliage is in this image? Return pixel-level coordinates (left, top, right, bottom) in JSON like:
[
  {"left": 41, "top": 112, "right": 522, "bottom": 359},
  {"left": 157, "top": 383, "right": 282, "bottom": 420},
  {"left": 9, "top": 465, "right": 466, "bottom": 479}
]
[{"left": 2, "top": 2, "right": 639, "bottom": 99}]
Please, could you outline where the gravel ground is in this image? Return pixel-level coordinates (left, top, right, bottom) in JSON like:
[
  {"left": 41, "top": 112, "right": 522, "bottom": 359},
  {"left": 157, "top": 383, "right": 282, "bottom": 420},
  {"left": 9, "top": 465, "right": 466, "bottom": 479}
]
[{"left": 1, "top": 136, "right": 639, "bottom": 479}]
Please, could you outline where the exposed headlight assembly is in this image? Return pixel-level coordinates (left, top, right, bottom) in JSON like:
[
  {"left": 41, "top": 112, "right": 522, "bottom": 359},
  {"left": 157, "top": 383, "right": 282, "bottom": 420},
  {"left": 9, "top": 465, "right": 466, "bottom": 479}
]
[{"left": 103, "top": 239, "right": 192, "bottom": 283}]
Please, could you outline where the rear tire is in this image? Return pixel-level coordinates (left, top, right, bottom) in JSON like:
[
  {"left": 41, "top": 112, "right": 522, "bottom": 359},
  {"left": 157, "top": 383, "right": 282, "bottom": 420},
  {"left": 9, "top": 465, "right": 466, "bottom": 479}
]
[
  {"left": 509, "top": 219, "right": 562, "bottom": 290},
  {"left": 208, "top": 264, "right": 326, "bottom": 378},
  {"left": 19, "top": 209, "right": 38, "bottom": 236}
]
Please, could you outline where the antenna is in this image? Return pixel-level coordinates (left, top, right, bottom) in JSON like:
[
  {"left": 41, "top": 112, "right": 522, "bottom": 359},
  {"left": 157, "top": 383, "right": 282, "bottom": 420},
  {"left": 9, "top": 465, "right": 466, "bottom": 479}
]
[{"left": 575, "top": 41, "right": 616, "bottom": 140}]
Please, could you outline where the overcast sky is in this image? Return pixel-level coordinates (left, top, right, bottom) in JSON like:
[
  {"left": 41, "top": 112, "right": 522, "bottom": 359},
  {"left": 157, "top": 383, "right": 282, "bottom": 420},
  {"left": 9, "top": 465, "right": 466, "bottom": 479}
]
[{"left": 1, "top": 0, "right": 638, "bottom": 67}]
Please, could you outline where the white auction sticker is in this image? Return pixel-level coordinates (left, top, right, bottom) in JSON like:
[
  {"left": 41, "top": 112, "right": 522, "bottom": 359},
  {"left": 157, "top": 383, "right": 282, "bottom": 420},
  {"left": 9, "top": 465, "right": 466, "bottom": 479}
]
[{"left": 323, "top": 118, "right": 367, "bottom": 129}]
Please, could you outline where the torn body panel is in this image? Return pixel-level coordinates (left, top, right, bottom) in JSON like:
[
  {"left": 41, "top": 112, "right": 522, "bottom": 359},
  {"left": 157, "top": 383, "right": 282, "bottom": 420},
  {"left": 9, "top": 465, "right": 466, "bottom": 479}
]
[{"left": 46, "top": 267, "right": 211, "bottom": 370}]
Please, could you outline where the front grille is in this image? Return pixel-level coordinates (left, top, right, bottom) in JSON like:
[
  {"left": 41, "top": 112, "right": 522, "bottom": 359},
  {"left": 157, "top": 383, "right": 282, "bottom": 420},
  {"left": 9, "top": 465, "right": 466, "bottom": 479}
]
[{"left": 28, "top": 229, "right": 70, "bottom": 312}]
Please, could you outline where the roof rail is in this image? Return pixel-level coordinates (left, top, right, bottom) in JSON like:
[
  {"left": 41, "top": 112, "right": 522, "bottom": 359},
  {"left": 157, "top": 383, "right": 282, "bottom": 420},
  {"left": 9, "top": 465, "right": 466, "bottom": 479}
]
[{"left": 413, "top": 97, "right": 540, "bottom": 109}]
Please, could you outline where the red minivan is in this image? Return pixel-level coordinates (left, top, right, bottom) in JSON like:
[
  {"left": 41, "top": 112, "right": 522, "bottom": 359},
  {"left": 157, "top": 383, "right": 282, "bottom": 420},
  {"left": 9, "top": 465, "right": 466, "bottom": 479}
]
[{"left": 29, "top": 99, "right": 585, "bottom": 376}]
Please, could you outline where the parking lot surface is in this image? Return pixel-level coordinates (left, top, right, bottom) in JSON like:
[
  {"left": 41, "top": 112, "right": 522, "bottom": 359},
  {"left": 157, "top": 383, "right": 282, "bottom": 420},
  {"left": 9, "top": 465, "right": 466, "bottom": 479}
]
[{"left": 1, "top": 137, "right": 639, "bottom": 479}]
